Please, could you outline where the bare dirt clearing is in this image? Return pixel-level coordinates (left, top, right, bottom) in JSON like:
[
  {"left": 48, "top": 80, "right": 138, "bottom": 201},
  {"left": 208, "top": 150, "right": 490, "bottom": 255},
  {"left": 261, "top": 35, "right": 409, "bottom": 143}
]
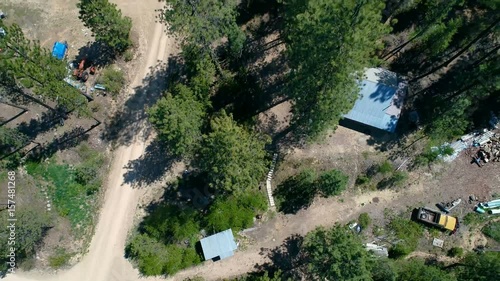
[{"left": 169, "top": 127, "right": 500, "bottom": 281}]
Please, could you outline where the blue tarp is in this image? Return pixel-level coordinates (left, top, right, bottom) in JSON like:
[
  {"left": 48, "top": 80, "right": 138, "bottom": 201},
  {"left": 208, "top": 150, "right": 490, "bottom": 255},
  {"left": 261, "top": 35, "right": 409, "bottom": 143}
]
[
  {"left": 52, "top": 41, "right": 67, "bottom": 60},
  {"left": 200, "top": 229, "right": 237, "bottom": 261}
]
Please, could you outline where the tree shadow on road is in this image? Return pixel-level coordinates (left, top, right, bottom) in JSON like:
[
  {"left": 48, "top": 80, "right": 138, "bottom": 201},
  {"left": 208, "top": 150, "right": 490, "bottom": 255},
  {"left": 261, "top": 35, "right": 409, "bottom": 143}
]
[
  {"left": 101, "top": 55, "right": 182, "bottom": 146},
  {"left": 252, "top": 234, "right": 306, "bottom": 280},
  {"left": 122, "top": 138, "right": 180, "bottom": 188}
]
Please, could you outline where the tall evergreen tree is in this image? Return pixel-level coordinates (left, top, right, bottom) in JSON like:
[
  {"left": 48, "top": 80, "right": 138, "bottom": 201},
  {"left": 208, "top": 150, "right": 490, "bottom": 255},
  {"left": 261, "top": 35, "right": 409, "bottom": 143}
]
[
  {"left": 457, "top": 252, "right": 500, "bottom": 281},
  {"left": 303, "top": 224, "right": 372, "bottom": 281},
  {"left": 198, "top": 111, "right": 268, "bottom": 194},
  {"left": 160, "top": 0, "right": 245, "bottom": 73},
  {"left": 77, "top": 0, "right": 132, "bottom": 54},
  {"left": 0, "top": 24, "right": 87, "bottom": 113},
  {"left": 147, "top": 84, "right": 206, "bottom": 157},
  {"left": 282, "top": 0, "right": 390, "bottom": 139}
]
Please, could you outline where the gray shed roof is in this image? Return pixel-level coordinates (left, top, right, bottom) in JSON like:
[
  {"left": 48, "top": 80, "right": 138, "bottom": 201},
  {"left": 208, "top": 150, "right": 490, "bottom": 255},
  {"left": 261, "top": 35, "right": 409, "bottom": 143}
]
[
  {"left": 200, "top": 229, "right": 238, "bottom": 260},
  {"left": 343, "top": 68, "right": 407, "bottom": 133}
]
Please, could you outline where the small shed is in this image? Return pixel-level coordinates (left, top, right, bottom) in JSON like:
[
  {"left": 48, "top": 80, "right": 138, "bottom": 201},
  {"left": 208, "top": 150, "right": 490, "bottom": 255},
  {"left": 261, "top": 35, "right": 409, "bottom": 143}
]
[
  {"left": 200, "top": 229, "right": 238, "bottom": 261},
  {"left": 343, "top": 68, "right": 407, "bottom": 133},
  {"left": 51, "top": 41, "right": 68, "bottom": 60}
]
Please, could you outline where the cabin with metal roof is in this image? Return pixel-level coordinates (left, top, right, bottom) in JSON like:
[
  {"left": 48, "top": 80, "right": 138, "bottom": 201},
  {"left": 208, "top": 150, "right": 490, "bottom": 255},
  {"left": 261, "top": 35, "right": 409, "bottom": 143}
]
[
  {"left": 343, "top": 68, "right": 408, "bottom": 133},
  {"left": 200, "top": 229, "right": 238, "bottom": 261}
]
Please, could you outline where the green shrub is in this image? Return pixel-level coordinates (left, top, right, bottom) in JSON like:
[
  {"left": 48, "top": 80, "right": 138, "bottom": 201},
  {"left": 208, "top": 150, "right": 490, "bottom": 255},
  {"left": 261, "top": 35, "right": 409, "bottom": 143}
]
[
  {"left": 141, "top": 204, "right": 201, "bottom": 245},
  {"left": 316, "top": 169, "right": 349, "bottom": 197},
  {"left": 26, "top": 147, "right": 106, "bottom": 230},
  {"left": 19, "top": 78, "right": 34, "bottom": 88},
  {"left": 378, "top": 171, "right": 408, "bottom": 189},
  {"left": 463, "top": 212, "right": 491, "bottom": 226},
  {"left": 415, "top": 145, "right": 454, "bottom": 167},
  {"left": 275, "top": 169, "right": 318, "bottom": 214},
  {"left": 447, "top": 247, "right": 464, "bottom": 257},
  {"left": 98, "top": 67, "right": 125, "bottom": 96},
  {"left": 205, "top": 191, "right": 267, "bottom": 233},
  {"left": 358, "top": 213, "right": 371, "bottom": 229},
  {"left": 48, "top": 248, "right": 72, "bottom": 269},
  {"left": 356, "top": 174, "right": 370, "bottom": 185},
  {"left": 390, "top": 171, "right": 408, "bottom": 187},
  {"left": 389, "top": 243, "right": 414, "bottom": 258},
  {"left": 124, "top": 49, "right": 134, "bottom": 62},
  {"left": 482, "top": 221, "right": 500, "bottom": 242},
  {"left": 126, "top": 234, "right": 201, "bottom": 276},
  {"left": 388, "top": 218, "right": 423, "bottom": 258},
  {"left": 378, "top": 161, "right": 393, "bottom": 174},
  {"left": 127, "top": 234, "right": 169, "bottom": 275}
]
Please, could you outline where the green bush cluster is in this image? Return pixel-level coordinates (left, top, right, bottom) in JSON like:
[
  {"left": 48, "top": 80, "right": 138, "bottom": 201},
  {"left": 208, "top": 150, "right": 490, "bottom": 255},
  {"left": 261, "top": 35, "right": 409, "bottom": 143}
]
[
  {"left": 126, "top": 234, "right": 201, "bottom": 276},
  {"left": 377, "top": 170, "right": 409, "bottom": 190},
  {"left": 463, "top": 212, "right": 491, "bottom": 227},
  {"left": 275, "top": 169, "right": 349, "bottom": 214},
  {"left": 128, "top": 189, "right": 267, "bottom": 276},
  {"left": 378, "top": 161, "right": 393, "bottom": 174},
  {"left": 123, "top": 49, "right": 134, "bottom": 62},
  {"left": 355, "top": 174, "right": 371, "bottom": 185},
  {"left": 415, "top": 145, "right": 454, "bottom": 167},
  {"left": 48, "top": 247, "right": 72, "bottom": 269},
  {"left": 316, "top": 169, "right": 349, "bottom": 197},
  {"left": 98, "top": 67, "right": 125, "bottom": 96},
  {"left": 388, "top": 218, "right": 423, "bottom": 258},
  {"left": 447, "top": 247, "right": 464, "bottom": 257},
  {"left": 482, "top": 221, "right": 500, "bottom": 242},
  {"left": 358, "top": 213, "right": 371, "bottom": 229},
  {"left": 206, "top": 192, "right": 267, "bottom": 233},
  {"left": 26, "top": 145, "right": 105, "bottom": 229}
]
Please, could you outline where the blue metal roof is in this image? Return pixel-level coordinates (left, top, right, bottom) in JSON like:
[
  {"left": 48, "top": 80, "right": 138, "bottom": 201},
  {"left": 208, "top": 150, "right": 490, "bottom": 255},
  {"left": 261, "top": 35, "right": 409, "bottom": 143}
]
[
  {"left": 52, "top": 41, "right": 67, "bottom": 60},
  {"left": 343, "top": 69, "right": 406, "bottom": 133},
  {"left": 200, "top": 229, "right": 237, "bottom": 261}
]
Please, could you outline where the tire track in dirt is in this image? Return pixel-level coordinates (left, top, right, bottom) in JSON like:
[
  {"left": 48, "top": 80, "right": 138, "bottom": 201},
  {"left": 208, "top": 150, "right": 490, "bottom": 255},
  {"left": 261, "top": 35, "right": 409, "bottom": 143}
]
[{"left": 5, "top": 2, "right": 173, "bottom": 281}]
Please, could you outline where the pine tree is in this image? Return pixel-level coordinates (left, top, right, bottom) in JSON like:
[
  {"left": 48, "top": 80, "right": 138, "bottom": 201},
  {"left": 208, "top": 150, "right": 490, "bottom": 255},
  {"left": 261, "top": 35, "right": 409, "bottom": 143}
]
[
  {"left": 198, "top": 111, "right": 268, "bottom": 194},
  {"left": 77, "top": 0, "right": 132, "bottom": 54},
  {"left": 0, "top": 24, "right": 87, "bottom": 113},
  {"left": 283, "top": 0, "right": 390, "bottom": 139},
  {"left": 160, "top": 0, "right": 245, "bottom": 74},
  {"left": 147, "top": 84, "right": 206, "bottom": 157},
  {"left": 303, "top": 224, "right": 372, "bottom": 281}
]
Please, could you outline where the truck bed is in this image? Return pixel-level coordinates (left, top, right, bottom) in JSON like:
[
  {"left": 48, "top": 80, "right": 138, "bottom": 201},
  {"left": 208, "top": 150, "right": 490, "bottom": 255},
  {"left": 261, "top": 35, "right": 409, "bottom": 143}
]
[{"left": 417, "top": 208, "right": 439, "bottom": 224}]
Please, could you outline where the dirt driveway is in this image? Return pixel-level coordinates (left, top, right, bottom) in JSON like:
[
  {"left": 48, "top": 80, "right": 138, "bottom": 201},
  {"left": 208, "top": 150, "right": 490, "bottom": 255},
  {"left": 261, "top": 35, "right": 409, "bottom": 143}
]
[
  {"left": 169, "top": 145, "right": 500, "bottom": 281},
  {"left": 3, "top": 1, "right": 500, "bottom": 281},
  {"left": 4, "top": 0, "right": 176, "bottom": 280}
]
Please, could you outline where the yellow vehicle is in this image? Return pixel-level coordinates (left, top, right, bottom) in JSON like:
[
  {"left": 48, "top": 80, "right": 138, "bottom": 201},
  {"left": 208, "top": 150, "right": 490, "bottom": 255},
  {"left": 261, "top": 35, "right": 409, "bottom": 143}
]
[{"left": 416, "top": 207, "right": 458, "bottom": 231}]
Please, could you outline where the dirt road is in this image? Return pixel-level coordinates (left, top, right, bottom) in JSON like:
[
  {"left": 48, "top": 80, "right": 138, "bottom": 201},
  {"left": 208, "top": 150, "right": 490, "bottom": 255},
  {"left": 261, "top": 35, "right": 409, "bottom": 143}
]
[
  {"left": 5, "top": 1, "right": 174, "bottom": 281},
  {"left": 5, "top": 1, "right": 500, "bottom": 281}
]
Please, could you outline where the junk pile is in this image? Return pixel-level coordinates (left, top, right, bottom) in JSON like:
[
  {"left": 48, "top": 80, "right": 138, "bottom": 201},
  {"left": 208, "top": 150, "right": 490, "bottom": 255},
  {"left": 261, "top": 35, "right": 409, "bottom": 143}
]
[
  {"left": 475, "top": 199, "right": 500, "bottom": 215},
  {"left": 436, "top": 112, "right": 499, "bottom": 164},
  {"left": 436, "top": 198, "right": 461, "bottom": 214},
  {"left": 462, "top": 130, "right": 500, "bottom": 166}
]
